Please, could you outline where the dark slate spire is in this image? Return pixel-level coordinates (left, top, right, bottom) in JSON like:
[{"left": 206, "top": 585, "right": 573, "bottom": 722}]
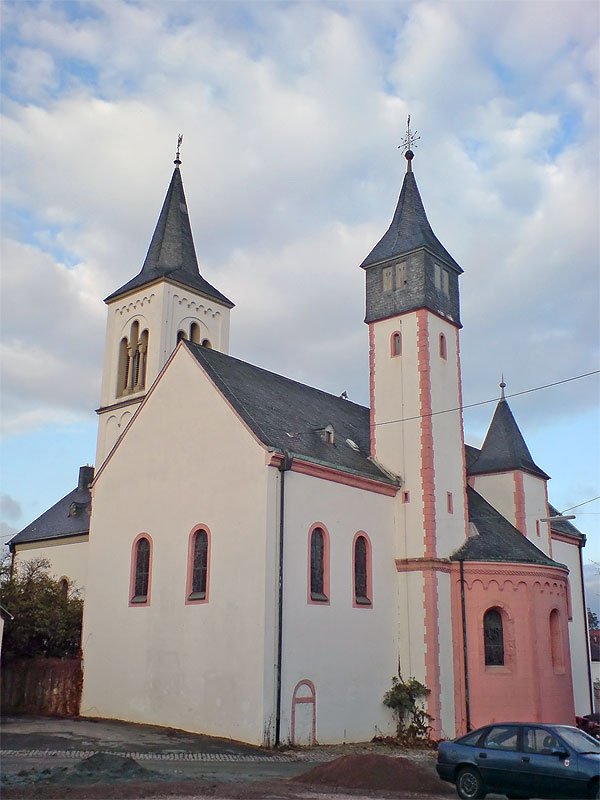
[
  {"left": 105, "top": 157, "right": 233, "bottom": 307},
  {"left": 360, "top": 158, "right": 461, "bottom": 272},
  {"left": 469, "top": 389, "right": 550, "bottom": 480}
]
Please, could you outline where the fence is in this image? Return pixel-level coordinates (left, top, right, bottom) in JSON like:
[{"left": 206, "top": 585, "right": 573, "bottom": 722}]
[{"left": 1, "top": 657, "right": 82, "bottom": 716}]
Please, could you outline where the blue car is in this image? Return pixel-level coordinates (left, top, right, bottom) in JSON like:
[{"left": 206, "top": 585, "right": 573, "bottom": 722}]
[{"left": 436, "top": 722, "right": 600, "bottom": 799}]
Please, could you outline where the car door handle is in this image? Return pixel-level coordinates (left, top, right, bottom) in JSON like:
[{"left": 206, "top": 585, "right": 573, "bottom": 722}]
[
  {"left": 521, "top": 756, "right": 530, "bottom": 763},
  {"left": 478, "top": 753, "right": 487, "bottom": 759}
]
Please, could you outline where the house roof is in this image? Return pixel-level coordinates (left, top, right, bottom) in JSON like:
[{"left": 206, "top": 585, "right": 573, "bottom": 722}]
[
  {"left": 186, "top": 343, "right": 398, "bottom": 486},
  {"left": 548, "top": 502, "right": 585, "bottom": 540},
  {"left": 467, "top": 397, "right": 550, "bottom": 480},
  {"left": 359, "top": 167, "right": 462, "bottom": 272},
  {"left": 105, "top": 166, "right": 234, "bottom": 308},
  {"left": 452, "top": 485, "right": 562, "bottom": 568},
  {"left": 8, "top": 467, "right": 94, "bottom": 549}
]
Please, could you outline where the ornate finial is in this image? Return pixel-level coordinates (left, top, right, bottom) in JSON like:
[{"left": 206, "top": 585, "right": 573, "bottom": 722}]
[
  {"left": 174, "top": 133, "right": 183, "bottom": 166},
  {"left": 398, "top": 115, "right": 420, "bottom": 172},
  {"left": 500, "top": 374, "right": 506, "bottom": 400}
]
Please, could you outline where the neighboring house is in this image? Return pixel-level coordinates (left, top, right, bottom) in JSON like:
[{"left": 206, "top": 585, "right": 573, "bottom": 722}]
[
  {"left": 13, "top": 145, "right": 593, "bottom": 745},
  {"left": 8, "top": 466, "right": 93, "bottom": 592}
]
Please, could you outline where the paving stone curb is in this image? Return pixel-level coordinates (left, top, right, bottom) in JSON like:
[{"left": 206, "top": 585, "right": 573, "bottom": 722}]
[{"left": 0, "top": 749, "right": 302, "bottom": 762}]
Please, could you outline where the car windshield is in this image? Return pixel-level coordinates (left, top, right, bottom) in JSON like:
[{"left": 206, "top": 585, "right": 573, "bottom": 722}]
[{"left": 557, "top": 727, "right": 600, "bottom": 753}]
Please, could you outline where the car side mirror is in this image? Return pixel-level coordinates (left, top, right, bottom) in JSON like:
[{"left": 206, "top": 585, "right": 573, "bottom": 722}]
[{"left": 550, "top": 749, "right": 569, "bottom": 759}]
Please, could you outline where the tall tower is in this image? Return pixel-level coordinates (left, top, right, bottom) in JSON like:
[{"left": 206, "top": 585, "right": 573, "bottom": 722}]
[
  {"left": 96, "top": 144, "right": 234, "bottom": 466},
  {"left": 361, "top": 130, "right": 468, "bottom": 738}
]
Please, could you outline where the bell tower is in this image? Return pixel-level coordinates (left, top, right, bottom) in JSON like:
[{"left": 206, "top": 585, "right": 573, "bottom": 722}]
[
  {"left": 96, "top": 140, "right": 234, "bottom": 466},
  {"left": 361, "top": 122, "right": 468, "bottom": 738}
]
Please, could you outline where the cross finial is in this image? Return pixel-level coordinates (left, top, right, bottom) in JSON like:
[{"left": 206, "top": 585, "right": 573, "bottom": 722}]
[
  {"left": 174, "top": 133, "right": 183, "bottom": 166},
  {"left": 398, "top": 115, "right": 420, "bottom": 172},
  {"left": 500, "top": 373, "right": 506, "bottom": 400}
]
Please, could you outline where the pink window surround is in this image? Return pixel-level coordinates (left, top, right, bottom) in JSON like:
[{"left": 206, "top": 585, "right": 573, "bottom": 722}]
[
  {"left": 447, "top": 492, "right": 454, "bottom": 514},
  {"left": 185, "top": 525, "right": 212, "bottom": 605},
  {"left": 439, "top": 333, "right": 447, "bottom": 360},
  {"left": 291, "top": 679, "right": 316, "bottom": 745},
  {"left": 307, "top": 523, "right": 330, "bottom": 605},
  {"left": 352, "top": 531, "right": 373, "bottom": 608},
  {"left": 390, "top": 331, "right": 402, "bottom": 357},
  {"left": 129, "top": 533, "right": 153, "bottom": 607},
  {"left": 549, "top": 609, "right": 565, "bottom": 673}
]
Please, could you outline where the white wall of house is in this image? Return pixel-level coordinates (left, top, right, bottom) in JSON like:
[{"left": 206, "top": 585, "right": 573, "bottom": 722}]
[
  {"left": 13, "top": 536, "right": 88, "bottom": 592},
  {"left": 551, "top": 536, "right": 592, "bottom": 716},
  {"left": 81, "top": 347, "right": 271, "bottom": 744},
  {"left": 470, "top": 472, "right": 516, "bottom": 527},
  {"left": 277, "top": 470, "right": 399, "bottom": 744},
  {"left": 521, "top": 472, "right": 551, "bottom": 555}
]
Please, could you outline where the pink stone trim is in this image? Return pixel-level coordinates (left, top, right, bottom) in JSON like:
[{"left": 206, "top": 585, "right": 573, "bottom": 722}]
[
  {"left": 368, "top": 322, "right": 376, "bottom": 458},
  {"left": 395, "top": 557, "right": 452, "bottom": 573},
  {"left": 543, "top": 481, "right": 553, "bottom": 558},
  {"left": 368, "top": 306, "right": 462, "bottom": 329},
  {"left": 513, "top": 471, "right": 526, "bottom": 535},
  {"left": 291, "top": 679, "right": 317, "bottom": 745},
  {"left": 551, "top": 530, "right": 580, "bottom": 546},
  {"left": 185, "top": 525, "right": 212, "bottom": 605},
  {"left": 416, "top": 310, "right": 436, "bottom": 559},
  {"left": 307, "top": 523, "right": 330, "bottom": 605},
  {"left": 423, "top": 569, "right": 442, "bottom": 739},
  {"left": 286, "top": 458, "right": 398, "bottom": 497},
  {"left": 128, "top": 532, "right": 153, "bottom": 607},
  {"left": 352, "top": 531, "right": 373, "bottom": 609},
  {"left": 390, "top": 330, "right": 402, "bottom": 357},
  {"left": 455, "top": 329, "right": 470, "bottom": 542}
]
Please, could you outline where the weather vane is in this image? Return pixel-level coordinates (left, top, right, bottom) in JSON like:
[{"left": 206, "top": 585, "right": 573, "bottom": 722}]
[
  {"left": 399, "top": 116, "right": 420, "bottom": 171},
  {"left": 174, "top": 133, "right": 183, "bottom": 165}
]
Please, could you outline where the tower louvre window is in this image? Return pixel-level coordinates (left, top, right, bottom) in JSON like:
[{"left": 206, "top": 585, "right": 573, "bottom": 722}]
[
  {"left": 177, "top": 330, "right": 187, "bottom": 342},
  {"left": 442, "top": 269, "right": 450, "bottom": 297},
  {"left": 395, "top": 261, "right": 407, "bottom": 288},
  {"left": 382, "top": 266, "right": 393, "bottom": 292},
  {"left": 190, "top": 322, "right": 201, "bottom": 344},
  {"left": 116, "top": 321, "right": 149, "bottom": 397}
]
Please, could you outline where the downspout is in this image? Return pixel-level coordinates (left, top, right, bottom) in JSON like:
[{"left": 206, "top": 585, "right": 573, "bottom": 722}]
[
  {"left": 275, "top": 452, "right": 292, "bottom": 747},
  {"left": 577, "top": 536, "right": 594, "bottom": 712},
  {"left": 459, "top": 559, "right": 471, "bottom": 732}
]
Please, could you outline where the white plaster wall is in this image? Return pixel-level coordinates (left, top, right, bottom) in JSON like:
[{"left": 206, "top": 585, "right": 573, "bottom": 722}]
[
  {"left": 96, "top": 282, "right": 231, "bottom": 467},
  {"left": 551, "top": 537, "right": 592, "bottom": 715},
  {"left": 278, "top": 471, "right": 399, "bottom": 744},
  {"left": 13, "top": 536, "right": 88, "bottom": 592},
  {"left": 592, "top": 661, "right": 600, "bottom": 711},
  {"left": 82, "top": 348, "right": 271, "bottom": 744},
  {"left": 397, "top": 571, "right": 426, "bottom": 685},
  {"left": 471, "top": 473, "right": 517, "bottom": 528},
  {"left": 437, "top": 570, "right": 456, "bottom": 738},
  {"left": 371, "top": 315, "right": 426, "bottom": 559},
  {"left": 522, "top": 472, "right": 551, "bottom": 555},
  {"left": 428, "top": 317, "right": 468, "bottom": 558}
]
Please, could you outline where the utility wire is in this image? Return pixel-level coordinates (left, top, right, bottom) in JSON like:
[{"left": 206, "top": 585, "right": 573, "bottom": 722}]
[
  {"left": 561, "top": 496, "right": 600, "bottom": 514},
  {"left": 375, "top": 370, "right": 599, "bottom": 427}
]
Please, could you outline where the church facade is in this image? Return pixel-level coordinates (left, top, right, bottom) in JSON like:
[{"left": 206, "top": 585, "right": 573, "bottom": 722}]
[{"left": 10, "top": 146, "right": 591, "bottom": 744}]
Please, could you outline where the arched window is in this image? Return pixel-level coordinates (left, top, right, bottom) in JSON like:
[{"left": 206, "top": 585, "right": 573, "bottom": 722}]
[
  {"left": 186, "top": 527, "right": 210, "bottom": 603},
  {"left": 483, "top": 608, "right": 504, "bottom": 665},
  {"left": 549, "top": 609, "right": 564, "bottom": 672},
  {"left": 390, "top": 331, "right": 402, "bottom": 357},
  {"left": 116, "top": 321, "right": 149, "bottom": 397},
  {"left": 201, "top": 338, "right": 212, "bottom": 349},
  {"left": 59, "top": 578, "right": 69, "bottom": 599},
  {"left": 353, "top": 533, "right": 372, "bottom": 607},
  {"left": 190, "top": 322, "right": 201, "bottom": 344},
  {"left": 130, "top": 535, "right": 152, "bottom": 605},
  {"left": 177, "top": 330, "right": 187, "bottom": 342},
  {"left": 309, "top": 525, "right": 329, "bottom": 603},
  {"left": 439, "top": 333, "right": 447, "bottom": 360}
]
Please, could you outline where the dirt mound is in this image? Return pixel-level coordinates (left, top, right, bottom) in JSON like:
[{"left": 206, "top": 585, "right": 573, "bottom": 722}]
[
  {"left": 293, "top": 753, "right": 452, "bottom": 794},
  {"left": 72, "top": 753, "right": 154, "bottom": 780}
]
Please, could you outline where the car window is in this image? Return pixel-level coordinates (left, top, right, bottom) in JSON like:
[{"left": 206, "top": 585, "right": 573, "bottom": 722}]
[
  {"left": 523, "top": 728, "right": 561, "bottom": 754},
  {"left": 482, "top": 726, "right": 519, "bottom": 751},
  {"left": 557, "top": 727, "right": 600, "bottom": 753},
  {"left": 457, "top": 729, "right": 485, "bottom": 746}
]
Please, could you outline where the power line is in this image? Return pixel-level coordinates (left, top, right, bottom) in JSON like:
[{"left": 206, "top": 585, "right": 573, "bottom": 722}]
[
  {"left": 561, "top": 496, "right": 600, "bottom": 514},
  {"left": 375, "top": 370, "right": 599, "bottom": 427}
]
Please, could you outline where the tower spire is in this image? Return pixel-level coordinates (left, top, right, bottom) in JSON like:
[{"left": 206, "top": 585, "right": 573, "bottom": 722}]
[
  {"left": 174, "top": 133, "right": 183, "bottom": 166},
  {"left": 398, "top": 115, "right": 420, "bottom": 173},
  {"left": 500, "top": 374, "right": 506, "bottom": 400}
]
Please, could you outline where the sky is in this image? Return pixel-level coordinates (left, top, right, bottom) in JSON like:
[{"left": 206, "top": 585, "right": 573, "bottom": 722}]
[{"left": 0, "top": 0, "right": 599, "bottom": 604}]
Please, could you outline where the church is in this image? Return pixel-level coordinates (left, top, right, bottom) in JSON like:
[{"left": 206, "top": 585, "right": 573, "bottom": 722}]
[{"left": 9, "top": 140, "right": 591, "bottom": 745}]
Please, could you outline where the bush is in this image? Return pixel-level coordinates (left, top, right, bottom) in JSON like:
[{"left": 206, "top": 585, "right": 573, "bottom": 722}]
[
  {"left": 1, "top": 557, "right": 83, "bottom": 662},
  {"left": 383, "top": 674, "right": 432, "bottom": 742}
]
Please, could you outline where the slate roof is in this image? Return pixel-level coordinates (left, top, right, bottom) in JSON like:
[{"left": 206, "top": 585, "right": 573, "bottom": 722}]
[
  {"left": 467, "top": 398, "right": 550, "bottom": 480},
  {"left": 186, "top": 342, "right": 398, "bottom": 486},
  {"left": 8, "top": 467, "right": 94, "bottom": 548},
  {"left": 360, "top": 168, "right": 462, "bottom": 272},
  {"left": 453, "top": 485, "right": 563, "bottom": 568},
  {"left": 105, "top": 166, "right": 234, "bottom": 308}
]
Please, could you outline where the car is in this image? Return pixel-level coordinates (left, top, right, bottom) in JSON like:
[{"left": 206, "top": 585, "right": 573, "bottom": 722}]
[
  {"left": 577, "top": 713, "right": 600, "bottom": 740},
  {"left": 436, "top": 722, "right": 600, "bottom": 799}
]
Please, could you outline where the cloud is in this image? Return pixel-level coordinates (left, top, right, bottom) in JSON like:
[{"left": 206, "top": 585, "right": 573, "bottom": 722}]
[{"left": 0, "top": 495, "right": 21, "bottom": 521}]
